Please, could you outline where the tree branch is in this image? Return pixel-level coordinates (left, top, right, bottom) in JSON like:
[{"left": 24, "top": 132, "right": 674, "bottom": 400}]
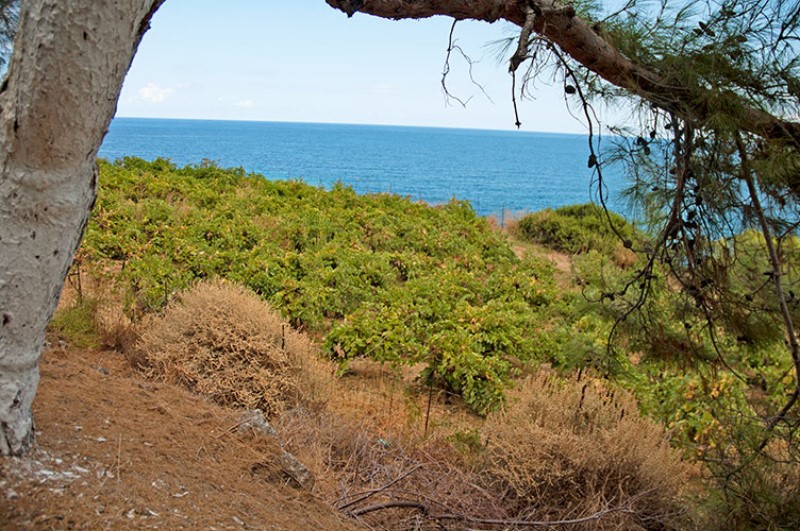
[{"left": 325, "top": 0, "right": 800, "bottom": 145}]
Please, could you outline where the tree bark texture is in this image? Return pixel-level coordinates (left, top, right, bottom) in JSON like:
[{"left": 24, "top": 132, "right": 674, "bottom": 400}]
[
  {"left": 0, "top": 0, "right": 164, "bottom": 456},
  {"left": 326, "top": 0, "right": 800, "bottom": 145}
]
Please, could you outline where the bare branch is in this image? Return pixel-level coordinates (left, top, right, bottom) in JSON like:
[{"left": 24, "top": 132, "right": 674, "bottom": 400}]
[
  {"left": 441, "top": 21, "right": 493, "bottom": 107},
  {"left": 441, "top": 20, "right": 471, "bottom": 107},
  {"left": 509, "top": 3, "right": 535, "bottom": 73},
  {"left": 735, "top": 133, "right": 800, "bottom": 446},
  {"left": 351, "top": 500, "right": 428, "bottom": 516},
  {"left": 335, "top": 464, "right": 422, "bottom": 510}
]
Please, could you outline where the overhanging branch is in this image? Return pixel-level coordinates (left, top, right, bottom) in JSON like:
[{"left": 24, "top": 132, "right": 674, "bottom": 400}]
[{"left": 325, "top": 0, "right": 800, "bottom": 145}]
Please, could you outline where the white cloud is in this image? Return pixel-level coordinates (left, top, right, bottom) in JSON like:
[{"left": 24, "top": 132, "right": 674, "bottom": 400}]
[
  {"left": 233, "top": 98, "right": 255, "bottom": 108},
  {"left": 137, "top": 82, "right": 175, "bottom": 103}
]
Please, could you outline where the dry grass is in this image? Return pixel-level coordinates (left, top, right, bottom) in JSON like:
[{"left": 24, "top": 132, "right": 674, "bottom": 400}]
[
  {"left": 483, "top": 372, "right": 691, "bottom": 529},
  {"left": 276, "top": 409, "right": 512, "bottom": 530},
  {"left": 613, "top": 243, "right": 639, "bottom": 269},
  {"left": 1, "top": 346, "right": 357, "bottom": 531},
  {"left": 274, "top": 362, "right": 694, "bottom": 529},
  {"left": 50, "top": 262, "right": 138, "bottom": 353},
  {"left": 131, "top": 279, "right": 693, "bottom": 528},
  {"left": 47, "top": 273, "right": 700, "bottom": 529},
  {"left": 137, "top": 279, "right": 327, "bottom": 417},
  {"left": 486, "top": 210, "right": 527, "bottom": 235}
]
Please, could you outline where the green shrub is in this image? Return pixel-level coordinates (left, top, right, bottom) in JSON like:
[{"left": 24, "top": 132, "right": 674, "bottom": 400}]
[
  {"left": 48, "top": 297, "right": 101, "bottom": 349},
  {"left": 516, "top": 203, "right": 638, "bottom": 257}
]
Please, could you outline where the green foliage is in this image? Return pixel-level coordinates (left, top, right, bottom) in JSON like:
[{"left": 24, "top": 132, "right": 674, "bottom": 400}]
[
  {"left": 710, "top": 230, "right": 800, "bottom": 346},
  {"left": 515, "top": 203, "right": 638, "bottom": 256},
  {"left": 83, "top": 157, "right": 557, "bottom": 414}
]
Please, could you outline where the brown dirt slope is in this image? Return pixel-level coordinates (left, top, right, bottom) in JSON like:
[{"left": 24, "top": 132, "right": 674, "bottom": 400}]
[{"left": 0, "top": 346, "right": 359, "bottom": 530}]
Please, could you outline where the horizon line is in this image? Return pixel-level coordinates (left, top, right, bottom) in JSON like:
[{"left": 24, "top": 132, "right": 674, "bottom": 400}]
[{"left": 111, "top": 115, "right": 589, "bottom": 137}]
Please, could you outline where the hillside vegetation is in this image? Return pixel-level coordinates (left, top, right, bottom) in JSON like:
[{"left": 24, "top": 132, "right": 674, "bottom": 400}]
[
  {"left": 53, "top": 157, "right": 800, "bottom": 528},
  {"left": 82, "top": 157, "right": 558, "bottom": 414}
]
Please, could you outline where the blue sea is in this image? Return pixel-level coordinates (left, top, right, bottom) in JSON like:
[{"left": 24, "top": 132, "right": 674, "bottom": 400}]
[{"left": 99, "top": 118, "right": 627, "bottom": 217}]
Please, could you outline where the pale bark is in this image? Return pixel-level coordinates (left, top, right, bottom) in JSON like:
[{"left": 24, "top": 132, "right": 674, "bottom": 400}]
[
  {"left": 0, "top": 0, "right": 164, "bottom": 456},
  {"left": 326, "top": 0, "right": 800, "bottom": 145}
]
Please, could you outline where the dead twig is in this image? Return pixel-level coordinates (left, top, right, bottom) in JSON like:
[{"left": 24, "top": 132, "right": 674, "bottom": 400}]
[
  {"left": 335, "top": 464, "right": 422, "bottom": 511},
  {"left": 430, "top": 505, "right": 635, "bottom": 528},
  {"left": 441, "top": 19, "right": 492, "bottom": 107},
  {"left": 351, "top": 500, "right": 428, "bottom": 517},
  {"left": 343, "top": 487, "right": 657, "bottom": 528}
]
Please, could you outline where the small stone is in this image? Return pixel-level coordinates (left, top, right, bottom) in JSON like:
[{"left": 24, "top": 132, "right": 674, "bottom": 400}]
[
  {"left": 238, "top": 410, "right": 315, "bottom": 490},
  {"left": 237, "top": 410, "right": 277, "bottom": 437}
]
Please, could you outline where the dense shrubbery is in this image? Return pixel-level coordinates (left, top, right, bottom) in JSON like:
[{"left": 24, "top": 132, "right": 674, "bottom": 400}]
[
  {"left": 83, "top": 158, "right": 555, "bottom": 414},
  {"left": 530, "top": 220, "right": 800, "bottom": 527}
]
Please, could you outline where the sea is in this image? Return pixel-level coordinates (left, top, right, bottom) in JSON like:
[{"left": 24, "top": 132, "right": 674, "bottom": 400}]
[{"left": 99, "top": 118, "right": 628, "bottom": 218}]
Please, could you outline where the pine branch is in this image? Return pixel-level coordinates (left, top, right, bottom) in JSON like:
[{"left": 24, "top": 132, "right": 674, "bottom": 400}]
[{"left": 324, "top": 0, "right": 800, "bottom": 146}]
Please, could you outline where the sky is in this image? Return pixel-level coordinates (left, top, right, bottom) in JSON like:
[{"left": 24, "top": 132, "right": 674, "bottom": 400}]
[{"left": 116, "top": 0, "right": 599, "bottom": 134}]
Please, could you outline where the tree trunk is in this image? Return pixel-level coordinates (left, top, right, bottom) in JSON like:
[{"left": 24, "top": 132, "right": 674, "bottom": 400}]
[{"left": 0, "top": 0, "right": 164, "bottom": 456}]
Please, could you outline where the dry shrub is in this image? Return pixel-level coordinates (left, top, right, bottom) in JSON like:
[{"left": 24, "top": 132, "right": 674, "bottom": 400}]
[
  {"left": 276, "top": 409, "right": 511, "bottom": 530},
  {"left": 137, "top": 279, "right": 322, "bottom": 416},
  {"left": 614, "top": 243, "right": 638, "bottom": 269},
  {"left": 484, "top": 372, "right": 690, "bottom": 529},
  {"left": 486, "top": 213, "right": 502, "bottom": 231},
  {"left": 95, "top": 301, "right": 139, "bottom": 353}
]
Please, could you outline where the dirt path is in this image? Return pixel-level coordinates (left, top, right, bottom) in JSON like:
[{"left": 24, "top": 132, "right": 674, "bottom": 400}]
[{"left": 511, "top": 242, "right": 573, "bottom": 290}]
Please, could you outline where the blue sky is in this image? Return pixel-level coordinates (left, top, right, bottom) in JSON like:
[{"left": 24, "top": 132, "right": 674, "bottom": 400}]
[{"left": 117, "top": 0, "right": 596, "bottom": 133}]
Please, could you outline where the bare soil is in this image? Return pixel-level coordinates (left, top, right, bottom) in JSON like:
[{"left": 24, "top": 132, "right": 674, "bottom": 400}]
[
  {"left": 511, "top": 242, "right": 574, "bottom": 290},
  {"left": 0, "top": 346, "right": 359, "bottom": 530}
]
